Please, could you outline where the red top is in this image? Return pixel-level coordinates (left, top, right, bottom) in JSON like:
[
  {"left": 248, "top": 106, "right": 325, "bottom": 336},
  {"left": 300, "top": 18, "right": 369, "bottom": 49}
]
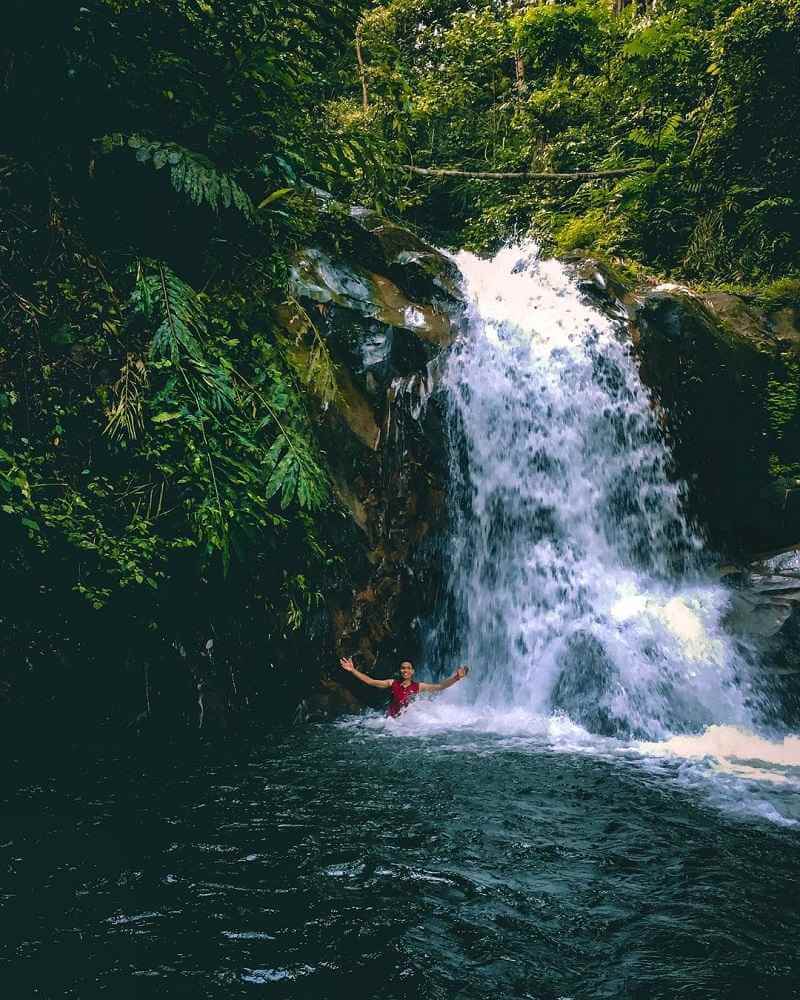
[{"left": 387, "top": 680, "right": 420, "bottom": 718}]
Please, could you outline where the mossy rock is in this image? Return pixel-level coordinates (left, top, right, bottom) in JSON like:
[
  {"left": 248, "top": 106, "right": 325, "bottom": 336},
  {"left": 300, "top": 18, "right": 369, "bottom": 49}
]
[{"left": 632, "top": 287, "right": 800, "bottom": 556}]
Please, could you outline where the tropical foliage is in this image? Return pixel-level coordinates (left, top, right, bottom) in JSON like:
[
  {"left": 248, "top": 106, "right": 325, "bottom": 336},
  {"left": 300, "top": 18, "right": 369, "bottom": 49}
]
[
  {"left": 0, "top": 0, "right": 374, "bottom": 724},
  {"left": 355, "top": 0, "right": 800, "bottom": 283}
]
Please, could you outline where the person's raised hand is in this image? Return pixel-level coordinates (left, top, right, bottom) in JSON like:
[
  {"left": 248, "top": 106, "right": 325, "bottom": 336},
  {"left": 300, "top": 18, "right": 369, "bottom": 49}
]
[
  {"left": 340, "top": 656, "right": 355, "bottom": 673},
  {"left": 455, "top": 665, "right": 470, "bottom": 680}
]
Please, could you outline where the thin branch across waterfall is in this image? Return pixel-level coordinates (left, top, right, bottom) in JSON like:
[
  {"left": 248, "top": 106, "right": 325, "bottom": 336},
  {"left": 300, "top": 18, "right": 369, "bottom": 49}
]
[{"left": 402, "top": 164, "right": 648, "bottom": 181}]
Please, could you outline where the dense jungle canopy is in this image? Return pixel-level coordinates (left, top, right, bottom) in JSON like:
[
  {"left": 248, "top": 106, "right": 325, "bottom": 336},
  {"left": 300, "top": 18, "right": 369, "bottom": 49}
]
[
  {"left": 354, "top": 0, "right": 800, "bottom": 279},
  {"left": 1, "top": 0, "right": 799, "bottom": 728}
]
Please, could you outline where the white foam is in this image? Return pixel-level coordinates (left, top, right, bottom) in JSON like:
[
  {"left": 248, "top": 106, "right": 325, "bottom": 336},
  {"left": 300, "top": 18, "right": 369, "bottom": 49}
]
[
  {"left": 242, "top": 966, "right": 315, "bottom": 984},
  {"left": 340, "top": 709, "right": 800, "bottom": 827},
  {"left": 639, "top": 724, "right": 800, "bottom": 785},
  {"left": 427, "top": 242, "right": 752, "bottom": 738}
]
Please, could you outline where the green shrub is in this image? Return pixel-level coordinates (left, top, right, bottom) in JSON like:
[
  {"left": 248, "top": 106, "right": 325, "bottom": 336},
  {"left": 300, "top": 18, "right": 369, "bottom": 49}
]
[
  {"left": 760, "top": 276, "right": 800, "bottom": 311},
  {"left": 554, "top": 210, "right": 607, "bottom": 254}
]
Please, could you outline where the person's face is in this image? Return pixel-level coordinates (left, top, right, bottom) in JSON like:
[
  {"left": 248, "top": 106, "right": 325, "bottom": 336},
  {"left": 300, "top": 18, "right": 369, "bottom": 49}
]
[{"left": 399, "top": 662, "right": 414, "bottom": 681}]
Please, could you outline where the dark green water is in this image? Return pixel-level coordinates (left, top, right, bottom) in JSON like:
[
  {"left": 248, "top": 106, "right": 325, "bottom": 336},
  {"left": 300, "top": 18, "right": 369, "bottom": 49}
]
[{"left": 2, "top": 723, "right": 800, "bottom": 1000}]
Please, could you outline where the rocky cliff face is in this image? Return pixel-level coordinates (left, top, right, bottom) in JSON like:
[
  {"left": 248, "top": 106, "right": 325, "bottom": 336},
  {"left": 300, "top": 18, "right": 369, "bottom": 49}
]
[
  {"left": 281, "top": 205, "right": 463, "bottom": 718},
  {"left": 569, "top": 258, "right": 800, "bottom": 560}
]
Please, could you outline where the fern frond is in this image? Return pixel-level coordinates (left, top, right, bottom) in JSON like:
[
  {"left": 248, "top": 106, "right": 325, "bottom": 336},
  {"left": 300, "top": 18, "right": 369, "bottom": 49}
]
[
  {"left": 123, "top": 263, "right": 328, "bottom": 548},
  {"left": 129, "top": 261, "right": 237, "bottom": 414},
  {"left": 232, "top": 369, "right": 329, "bottom": 511},
  {"left": 102, "top": 134, "right": 254, "bottom": 219},
  {"left": 189, "top": 356, "right": 238, "bottom": 412},
  {"left": 264, "top": 433, "right": 327, "bottom": 510},
  {"left": 278, "top": 300, "right": 340, "bottom": 406},
  {"left": 105, "top": 354, "right": 149, "bottom": 440},
  {"left": 133, "top": 264, "right": 207, "bottom": 365},
  {"left": 681, "top": 208, "right": 735, "bottom": 279}
]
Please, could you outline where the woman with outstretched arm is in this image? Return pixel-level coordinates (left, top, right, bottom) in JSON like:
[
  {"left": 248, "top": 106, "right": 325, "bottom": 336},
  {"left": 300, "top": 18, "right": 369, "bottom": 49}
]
[{"left": 339, "top": 656, "right": 469, "bottom": 717}]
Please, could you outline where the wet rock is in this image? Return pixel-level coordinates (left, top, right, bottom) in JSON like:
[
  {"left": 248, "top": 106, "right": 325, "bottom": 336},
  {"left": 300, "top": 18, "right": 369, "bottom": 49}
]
[
  {"left": 349, "top": 206, "right": 463, "bottom": 300},
  {"left": 281, "top": 214, "right": 463, "bottom": 719},
  {"left": 290, "top": 248, "right": 456, "bottom": 348},
  {"left": 631, "top": 286, "right": 800, "bottom": 556},
  {"left": 700, "top": 291, "right": 776, "bottom": 353},
  {"left": 560, "top": 253, "right": 638, "bottom": 331},
  {"left": 564, "top": 256, "right": 800, "bottom": 558},
  {"left": 725, "top": 590, "right": 795, "bottom": 638},
  {"left": 302, "top": 187, "right": 462, "bottom": 311},
  {"left": 359, "top": 325, "right": 394, "bottom": 375},
  {"left": 772, "top": 306, "right": 800, "bottom": 349},
  {"left": 550, "top": 631, "right": 629, "bottom": 737},
  {"left": 724, "top": 548, "right": 800, "bottom": 637}
]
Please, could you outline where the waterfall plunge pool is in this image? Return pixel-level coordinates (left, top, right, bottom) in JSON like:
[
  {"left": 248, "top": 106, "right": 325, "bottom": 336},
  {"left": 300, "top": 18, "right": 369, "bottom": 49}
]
[{"left": 3, "top": 722, "right": 800, "bottom": 999}]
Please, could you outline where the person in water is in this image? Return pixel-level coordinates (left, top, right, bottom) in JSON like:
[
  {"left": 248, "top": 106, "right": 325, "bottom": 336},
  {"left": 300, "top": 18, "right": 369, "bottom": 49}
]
[{"left": 339, "top": 657, "right": 469, "bottom": 717}]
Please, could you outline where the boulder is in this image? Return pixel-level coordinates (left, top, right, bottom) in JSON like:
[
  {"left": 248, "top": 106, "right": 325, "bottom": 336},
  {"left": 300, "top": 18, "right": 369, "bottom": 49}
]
[
  {"left": 348, "top": 206, "right": 463, "bottom": 300},
  {"left": 631, "top": 285, "right": 800, "bottom": 557},
  {"left": 725, "top": 590, "right": 796, "bottom": 638},
  {"left": 290, "top": 248, "right": 456, "bottom": 348},
  {"left": 723, "top": 548, "right": 800, "bottom": 638}
]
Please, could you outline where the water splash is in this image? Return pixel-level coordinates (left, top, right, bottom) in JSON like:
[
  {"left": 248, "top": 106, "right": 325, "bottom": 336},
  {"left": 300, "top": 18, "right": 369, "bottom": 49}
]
[
  {"left": 640, "top": 725, "right": 800, "bottom": 786},
  {"left": 427, "top": 243, "right": 753, "bottom": 739}
]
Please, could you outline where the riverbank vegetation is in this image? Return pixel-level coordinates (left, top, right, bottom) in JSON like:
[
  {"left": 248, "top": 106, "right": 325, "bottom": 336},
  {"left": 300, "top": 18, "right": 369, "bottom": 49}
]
[{"left": 1, "top": 0, "right": 799, "bottom": 728}]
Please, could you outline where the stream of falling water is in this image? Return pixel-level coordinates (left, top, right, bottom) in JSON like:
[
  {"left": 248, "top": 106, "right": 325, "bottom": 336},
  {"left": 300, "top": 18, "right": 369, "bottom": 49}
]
[
  {"left": 351, "top": 243, "right": 800, "bottom": 827},
  {"left": 434, "top": 243, "right": 749, "bottom": 737}
]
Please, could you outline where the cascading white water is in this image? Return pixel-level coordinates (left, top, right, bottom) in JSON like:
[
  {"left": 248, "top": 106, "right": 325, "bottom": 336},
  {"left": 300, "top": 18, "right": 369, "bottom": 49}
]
[{"left": 429, "top": 244, "right": 754, "bottom": 740}]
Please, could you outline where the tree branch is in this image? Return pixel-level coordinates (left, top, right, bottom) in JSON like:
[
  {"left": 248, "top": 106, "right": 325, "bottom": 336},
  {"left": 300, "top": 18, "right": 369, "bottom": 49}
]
[{"left": 402, "top": 164, "right": 648, "bottom": 180}]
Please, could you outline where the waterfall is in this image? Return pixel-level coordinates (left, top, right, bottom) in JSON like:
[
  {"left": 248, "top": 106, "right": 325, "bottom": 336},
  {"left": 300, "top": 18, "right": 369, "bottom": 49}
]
[{"left": 428, "top": 244, "right": 753, "bottom": 740}]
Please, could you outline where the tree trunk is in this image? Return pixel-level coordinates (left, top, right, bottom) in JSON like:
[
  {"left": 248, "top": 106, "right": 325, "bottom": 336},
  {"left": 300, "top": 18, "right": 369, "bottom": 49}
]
[
  {"left": 514, "top": 49, "right": 525, "bottom": 91},
  {"left": 355, "top": 22, "right": 369, "bottom": 112}
]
